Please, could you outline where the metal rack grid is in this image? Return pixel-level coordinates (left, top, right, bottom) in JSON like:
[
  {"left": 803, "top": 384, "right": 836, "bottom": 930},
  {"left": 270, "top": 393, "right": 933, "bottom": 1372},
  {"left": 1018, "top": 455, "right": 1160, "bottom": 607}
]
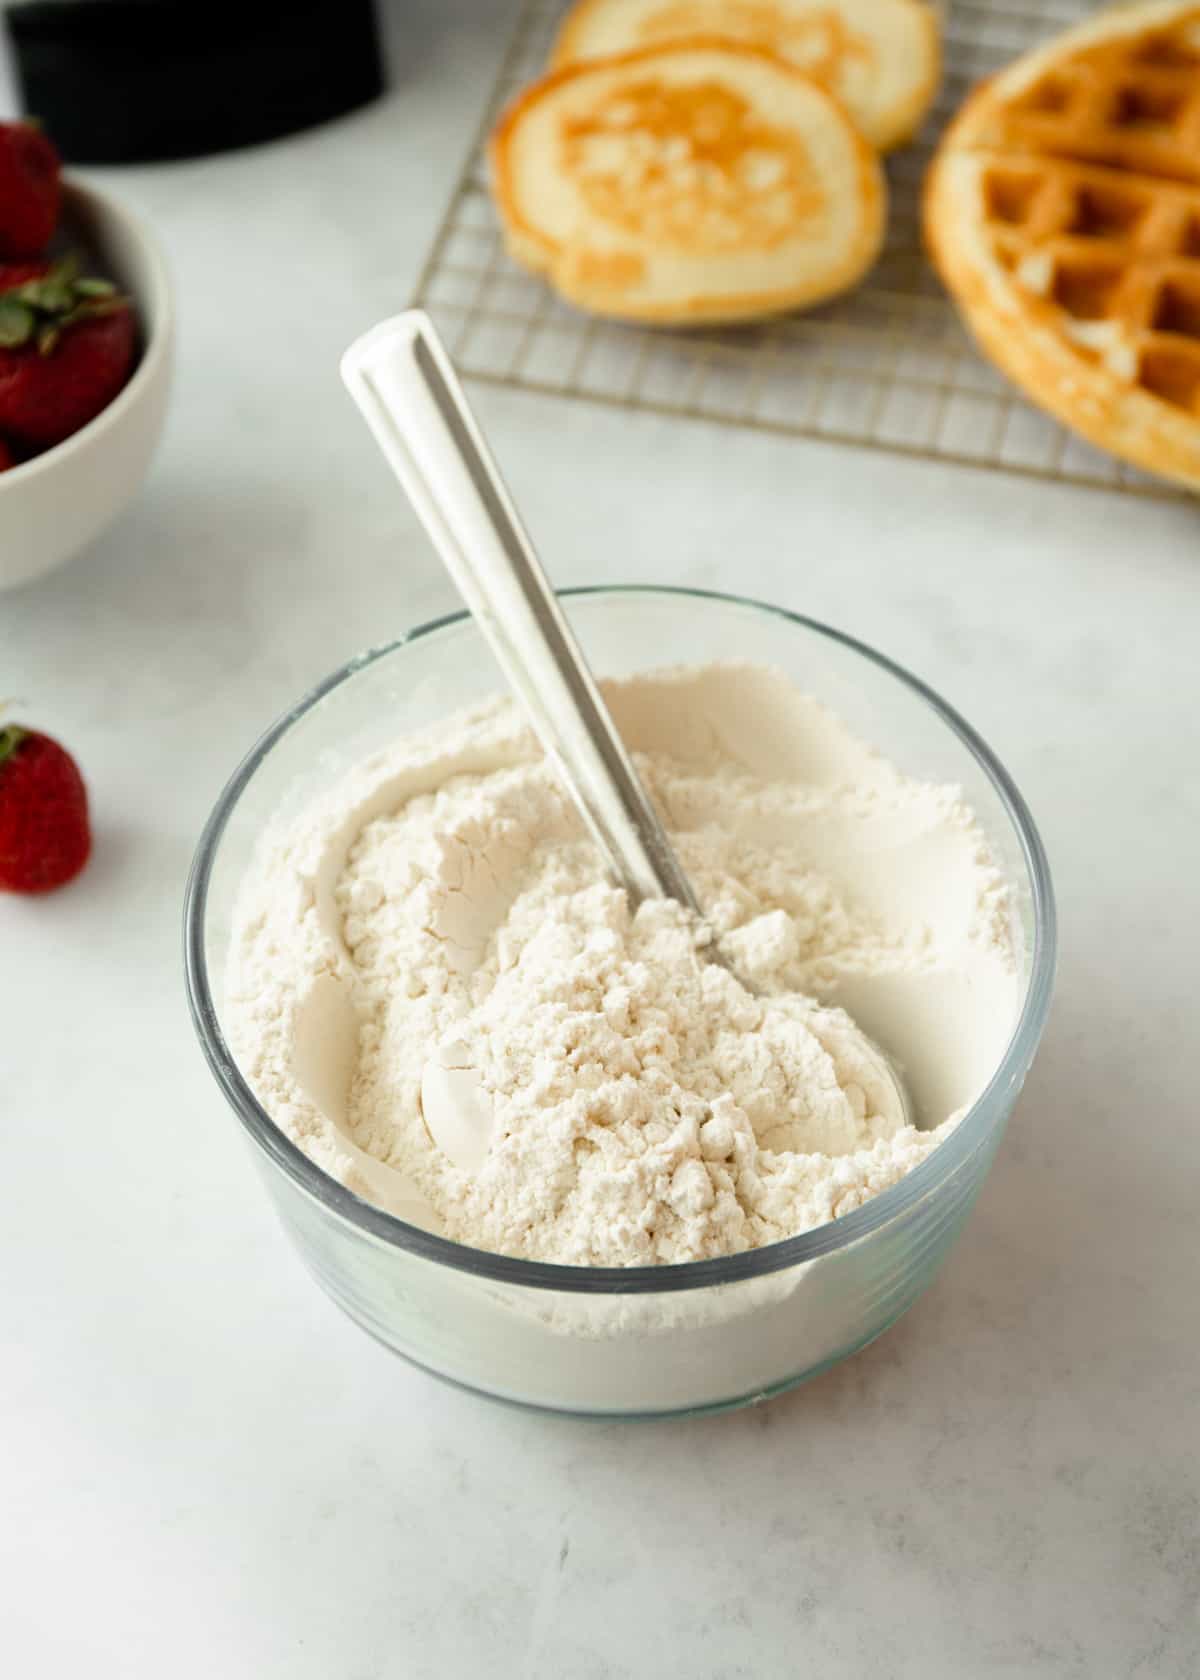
[{"left": 412, "top": 0, "right": 1186, "bottom": 500}]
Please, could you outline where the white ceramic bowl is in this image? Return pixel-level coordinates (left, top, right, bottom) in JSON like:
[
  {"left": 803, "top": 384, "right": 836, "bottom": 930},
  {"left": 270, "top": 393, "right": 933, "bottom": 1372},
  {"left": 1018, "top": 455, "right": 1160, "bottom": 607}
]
[{"left": 0, "top": 178, "right": 173, "bottom": 591}]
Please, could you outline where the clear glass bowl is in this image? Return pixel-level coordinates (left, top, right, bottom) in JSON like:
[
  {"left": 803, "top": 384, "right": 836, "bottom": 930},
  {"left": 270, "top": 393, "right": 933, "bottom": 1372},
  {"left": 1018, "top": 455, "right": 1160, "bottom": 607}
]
[{"left": 184, "top": 587, "right": 1055, "bottom": 1417}]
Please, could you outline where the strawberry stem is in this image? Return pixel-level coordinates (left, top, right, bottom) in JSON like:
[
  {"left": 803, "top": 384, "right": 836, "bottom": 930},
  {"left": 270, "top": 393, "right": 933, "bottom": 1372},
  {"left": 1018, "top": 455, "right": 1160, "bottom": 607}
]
[
  {"left": 0, "top": 255, "right": 127, "bottom": 352},
  {"left": 0, "top": 725, "right": 27, "bottom": 768}
]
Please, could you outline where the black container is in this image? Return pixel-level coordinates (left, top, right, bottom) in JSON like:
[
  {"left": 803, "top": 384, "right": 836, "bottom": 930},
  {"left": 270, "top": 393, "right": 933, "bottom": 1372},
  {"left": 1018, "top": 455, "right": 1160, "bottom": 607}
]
[{"left": 5, "top": 0, "right": 385, "bottom": 163}]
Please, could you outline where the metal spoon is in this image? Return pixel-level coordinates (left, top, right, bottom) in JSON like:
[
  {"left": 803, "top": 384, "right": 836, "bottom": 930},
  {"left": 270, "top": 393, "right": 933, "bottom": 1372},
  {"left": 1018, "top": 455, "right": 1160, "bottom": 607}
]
[
  {"left": 341, "top": 311, "right": 699, "bottom": 914},
  {"left": 340, "top": 311, "right": 911, "bottom": 1164}
]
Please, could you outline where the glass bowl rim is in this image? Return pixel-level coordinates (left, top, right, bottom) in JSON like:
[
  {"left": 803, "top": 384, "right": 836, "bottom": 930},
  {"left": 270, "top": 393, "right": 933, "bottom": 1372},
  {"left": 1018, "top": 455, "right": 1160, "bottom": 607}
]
[{"left": 184, "top": 584, "right": 1057, "bottom": 1296}]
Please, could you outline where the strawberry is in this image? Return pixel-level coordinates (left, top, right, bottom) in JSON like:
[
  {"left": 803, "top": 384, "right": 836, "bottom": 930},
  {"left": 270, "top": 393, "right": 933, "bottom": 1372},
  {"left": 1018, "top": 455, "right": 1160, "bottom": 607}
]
[
  {"left": 0, "top": 259, "right": 52, "bottom": 291},
  {"left": 0, "top": 439, "right": 13, "bottom": 471},
  {"left": 0, "top": 254, "right": 135, "bottom": 450},
  {"left": 0, "top": 724, "right": 91, "bottom": 894},
  {"left": 0, "top": 122, "right": 61, "bottom": 259}
]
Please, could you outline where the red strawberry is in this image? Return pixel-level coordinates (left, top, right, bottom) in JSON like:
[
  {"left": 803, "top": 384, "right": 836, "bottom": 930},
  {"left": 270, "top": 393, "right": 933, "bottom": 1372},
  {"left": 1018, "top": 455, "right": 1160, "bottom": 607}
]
[
  {"left": 0, "top": 439, "right": 14, "bottom": 471},
  {"left": 0, "top": 254, "right": 135, "bottom": 450},
  {"left": 0, "top": 122, "right": 61, "bottom": 259},
  {"left": 0, "top": 724, "right": 91, "bottom": 894},
  {"left": 0, "top": 259, "right": 51, "bottom": 291}
]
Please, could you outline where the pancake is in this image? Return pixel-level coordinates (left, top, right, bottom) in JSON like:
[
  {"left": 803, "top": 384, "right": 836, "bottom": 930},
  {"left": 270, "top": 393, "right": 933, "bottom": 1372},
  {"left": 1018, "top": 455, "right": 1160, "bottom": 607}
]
[
  {"left": 490, "top": 39, "right": 886, "bottom": 324},
  {"left": 551, "top": 0, "right": 941, "bottom": 151}
]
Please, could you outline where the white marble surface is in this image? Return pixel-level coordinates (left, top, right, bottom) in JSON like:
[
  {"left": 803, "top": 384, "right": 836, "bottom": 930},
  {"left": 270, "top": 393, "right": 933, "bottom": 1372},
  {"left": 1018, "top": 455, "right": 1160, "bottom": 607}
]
[{"left": 3, "top": 4, "right": 1199, "bottom": 1673}]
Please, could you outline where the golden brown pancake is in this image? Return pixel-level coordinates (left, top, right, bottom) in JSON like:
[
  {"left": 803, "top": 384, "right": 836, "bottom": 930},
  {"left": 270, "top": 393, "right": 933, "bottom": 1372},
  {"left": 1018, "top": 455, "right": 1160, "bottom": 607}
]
[
  {"left": 552, "top": 0, "right": 941, "bottom": 151},
  {"left": 490, "top": 39, "right": 886, "bottom": 324}
]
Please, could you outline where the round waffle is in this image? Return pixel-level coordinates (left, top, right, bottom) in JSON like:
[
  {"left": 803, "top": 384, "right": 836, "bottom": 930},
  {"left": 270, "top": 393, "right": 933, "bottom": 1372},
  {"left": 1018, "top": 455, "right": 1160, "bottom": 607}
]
[
  {"left": 926, "top": 1, "right": 1200, "bottom": 491},
  {"left": 550, "top": 0, "right": 941, "bottom": 151},
  {"left": 489, "top": 39, "right": 886, "bottom": 325}
]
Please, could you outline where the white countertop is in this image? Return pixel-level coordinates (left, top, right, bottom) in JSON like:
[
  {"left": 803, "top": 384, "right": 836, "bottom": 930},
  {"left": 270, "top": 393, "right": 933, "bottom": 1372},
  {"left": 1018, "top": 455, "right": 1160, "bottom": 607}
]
[{"left": 3, "top": 4, "right": 1199, "bottom": 1673}]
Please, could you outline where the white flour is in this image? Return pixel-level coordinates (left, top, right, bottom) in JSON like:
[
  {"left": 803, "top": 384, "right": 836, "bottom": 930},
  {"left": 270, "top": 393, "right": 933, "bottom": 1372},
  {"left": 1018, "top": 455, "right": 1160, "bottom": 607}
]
[{"left": 226, "top": 664, "right": 1018, "bottom": 1267}]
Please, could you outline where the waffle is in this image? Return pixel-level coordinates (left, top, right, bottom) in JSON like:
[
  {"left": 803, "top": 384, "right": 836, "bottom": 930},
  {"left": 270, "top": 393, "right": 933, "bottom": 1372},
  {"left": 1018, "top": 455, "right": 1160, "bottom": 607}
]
[
  {"left": 926, "top": 1, "right": 1200, "bottom": 491},
  {"left": 550, "top": 0, "right": 941, "bottom": 151},
  {"left": 489, "top": 40, "right": 885, "bottom": 325}
]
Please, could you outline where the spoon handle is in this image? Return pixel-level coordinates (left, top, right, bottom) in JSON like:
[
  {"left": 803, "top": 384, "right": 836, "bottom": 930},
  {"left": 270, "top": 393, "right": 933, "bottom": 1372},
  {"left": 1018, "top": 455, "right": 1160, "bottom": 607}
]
[{"left": 341, "top": 310, "right": 700, "bottom": 912}]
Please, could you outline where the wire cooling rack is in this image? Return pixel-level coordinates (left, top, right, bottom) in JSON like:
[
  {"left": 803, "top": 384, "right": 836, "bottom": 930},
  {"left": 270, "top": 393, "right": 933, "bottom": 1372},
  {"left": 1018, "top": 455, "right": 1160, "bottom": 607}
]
[{"left": 412, "top": 0, "right": 1185, "bottom": 499}]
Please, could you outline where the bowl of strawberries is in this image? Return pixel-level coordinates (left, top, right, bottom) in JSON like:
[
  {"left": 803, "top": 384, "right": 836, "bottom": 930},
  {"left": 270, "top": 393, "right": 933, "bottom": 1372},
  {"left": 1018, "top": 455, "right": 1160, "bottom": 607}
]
[{"left": 0, "top": 121, "right": 172, "bottom": 590}]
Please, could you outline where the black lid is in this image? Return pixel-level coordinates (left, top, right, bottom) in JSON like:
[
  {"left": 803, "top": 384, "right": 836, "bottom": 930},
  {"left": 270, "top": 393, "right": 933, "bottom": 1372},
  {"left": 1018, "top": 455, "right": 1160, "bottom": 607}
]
[{"left": 5, "top": 0, "right": 385, "bottom": 164}]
